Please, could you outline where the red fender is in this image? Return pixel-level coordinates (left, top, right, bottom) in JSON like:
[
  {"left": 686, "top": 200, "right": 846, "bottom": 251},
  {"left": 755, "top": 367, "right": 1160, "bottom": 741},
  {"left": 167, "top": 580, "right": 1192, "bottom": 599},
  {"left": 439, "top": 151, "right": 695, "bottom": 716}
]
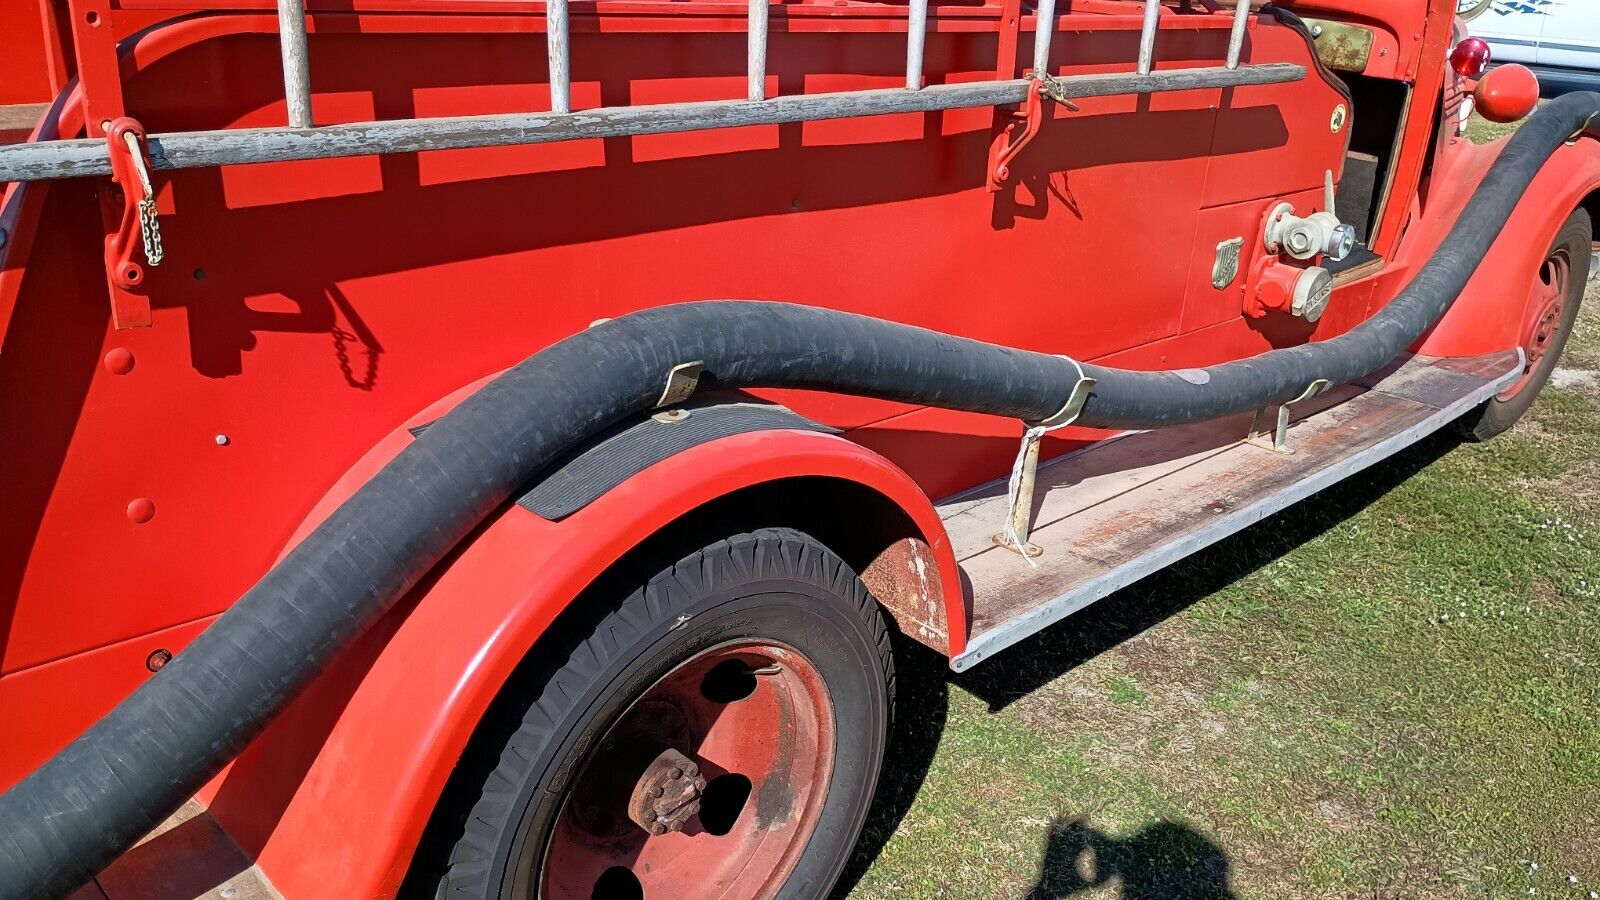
[
  {"left": 192, "top": 379, "right": 959, "bottom": 899},
  {"left": 1415, "top": 134, "right": 1600, "bottom": 358}
]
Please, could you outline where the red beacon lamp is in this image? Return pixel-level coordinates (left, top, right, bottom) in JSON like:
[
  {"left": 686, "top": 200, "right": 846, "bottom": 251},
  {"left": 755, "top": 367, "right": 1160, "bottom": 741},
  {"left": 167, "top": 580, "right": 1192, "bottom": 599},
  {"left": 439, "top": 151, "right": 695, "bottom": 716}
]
[
  {"left": 1452, "top": 36, "right": 1492, "bottom": 80},
  {"left": 1453, "top": 37, "right": 1541, "bottom": 124}
]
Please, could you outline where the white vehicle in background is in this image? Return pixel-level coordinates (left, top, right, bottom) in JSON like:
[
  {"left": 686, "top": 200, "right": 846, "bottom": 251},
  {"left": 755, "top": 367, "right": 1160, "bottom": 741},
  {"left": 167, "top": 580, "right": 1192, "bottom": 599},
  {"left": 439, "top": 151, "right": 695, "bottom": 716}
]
[{"left": 1461, "top": 0, "right": 1600, "bottom": 95}]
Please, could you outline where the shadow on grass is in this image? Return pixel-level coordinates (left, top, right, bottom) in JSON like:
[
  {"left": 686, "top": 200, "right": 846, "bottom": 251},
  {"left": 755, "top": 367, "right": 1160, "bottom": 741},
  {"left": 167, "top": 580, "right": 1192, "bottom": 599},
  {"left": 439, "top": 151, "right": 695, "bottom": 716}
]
[
  {"left": 833, "top": 430, "right": 1463, "bottom": 897},
  {"left": 1027, "top": 817, "right": 1237, "bottom": 900}
]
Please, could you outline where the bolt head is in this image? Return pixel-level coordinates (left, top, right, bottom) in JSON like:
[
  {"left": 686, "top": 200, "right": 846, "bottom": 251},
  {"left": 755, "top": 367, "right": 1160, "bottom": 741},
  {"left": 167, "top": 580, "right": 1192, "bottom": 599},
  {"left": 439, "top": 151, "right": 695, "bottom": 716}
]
[
  {"left": 127, "top": 498, "right": 156, "bottom": 524},
  {"left": 215, "top": 434, "right": 230, "bottom": 446},
  {"left": 1327, "top": 224, "right": 1358, "bottom": 262},
  {"left": 649, "top": 823, "right": 665, "bottom": 835},
  {"left": 650, "top": 785, "right": 663, "bottom": 798},
  {"left": 104, "top": 348, "right": 136, "bottom": 375}
]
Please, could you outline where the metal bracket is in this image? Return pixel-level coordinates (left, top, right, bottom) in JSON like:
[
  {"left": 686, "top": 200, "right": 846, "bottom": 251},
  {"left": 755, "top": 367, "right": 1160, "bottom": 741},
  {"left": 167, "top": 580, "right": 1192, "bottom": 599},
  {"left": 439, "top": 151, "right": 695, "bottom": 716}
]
[
  {"left": 1035, "top": 373, "right": 1098, "bottom": 429},
  {"left": 988, "top": 80, "right": 1047, "bottom": 191},
  {"left": 987, "top": 74, "right": 1081, "bottom": 192},
  {"left": 102, "top": 117, "right": 163, "bottom": 329},
  {"left": 1246, "top": 378, "right": 1331, "bottom": 453},
  {"left": 992, "top": 429, "right": 1047, "bottom": 558},
  {"left": 994, "top": 367, "right": 1097, "bottom": 558},
  {"left": 655, "top": 360, "right": 705, "bottom": 408}
]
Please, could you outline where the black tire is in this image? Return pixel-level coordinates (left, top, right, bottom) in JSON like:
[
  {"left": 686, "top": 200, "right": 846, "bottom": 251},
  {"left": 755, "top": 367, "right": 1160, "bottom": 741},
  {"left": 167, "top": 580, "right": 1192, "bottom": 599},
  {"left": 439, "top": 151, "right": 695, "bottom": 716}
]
[
  {"left": 412, "top": 528, "right": 894, "bottom": 900},
  {"left": 1456, "top": 208, "right": 1591, "bottom": 442}
]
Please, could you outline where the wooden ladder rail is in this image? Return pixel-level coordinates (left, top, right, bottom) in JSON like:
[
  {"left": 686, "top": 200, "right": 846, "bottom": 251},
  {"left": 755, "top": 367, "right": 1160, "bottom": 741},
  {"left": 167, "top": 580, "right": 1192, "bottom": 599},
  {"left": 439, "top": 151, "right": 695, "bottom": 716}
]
[{"left": 0, "top": 0, "right": 1289, "bottom": 182}]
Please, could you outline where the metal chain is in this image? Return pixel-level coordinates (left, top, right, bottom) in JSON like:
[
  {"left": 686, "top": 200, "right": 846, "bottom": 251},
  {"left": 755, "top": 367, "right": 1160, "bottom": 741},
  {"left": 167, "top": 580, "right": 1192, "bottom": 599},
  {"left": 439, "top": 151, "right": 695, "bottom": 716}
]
[
  {"left": 137, "top": 197, "right": 164, "bottom": 267},
  {"left": 122, "top": 131, "right": 164, "bottom": 268}
]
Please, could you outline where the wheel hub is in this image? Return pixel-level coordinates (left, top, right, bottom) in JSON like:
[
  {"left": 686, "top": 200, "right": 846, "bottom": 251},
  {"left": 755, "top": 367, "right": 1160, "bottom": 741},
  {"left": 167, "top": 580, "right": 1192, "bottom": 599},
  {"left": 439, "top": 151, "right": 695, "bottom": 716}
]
[
  {"left": 628, "top": 748, "right": 708, "bottom": 835},
  {"left": 538, "top": 641, "right": 835, "bottom": 900},
  {"left": 1503, "top": 249, "right": 1572, "bottom": 400}
]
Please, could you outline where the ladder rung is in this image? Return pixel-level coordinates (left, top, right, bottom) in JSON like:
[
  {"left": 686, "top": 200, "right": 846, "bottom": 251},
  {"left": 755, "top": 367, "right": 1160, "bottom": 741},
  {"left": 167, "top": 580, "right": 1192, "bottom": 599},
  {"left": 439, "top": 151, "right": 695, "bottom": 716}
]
[
  {"left": 547, "top": 0, "right": 571, "bottom": 113},
  {"left": 905, "top": 0, "right": 929, "bottom": 90},
  {"left": 1032, "top": 0, "right": 1058, "bottom": 76},
  {"left": 749, "top": 0, "right": 769, "bottom": 100},
  {"left": 275, "top": 0, "right": 313, "bottom": 128},
  {"left": 1226, "top": 0, "right": 1251, "bottom": 69},
  {"left": 1136, "top": 0, "right": 1160, "bottom": 76}
]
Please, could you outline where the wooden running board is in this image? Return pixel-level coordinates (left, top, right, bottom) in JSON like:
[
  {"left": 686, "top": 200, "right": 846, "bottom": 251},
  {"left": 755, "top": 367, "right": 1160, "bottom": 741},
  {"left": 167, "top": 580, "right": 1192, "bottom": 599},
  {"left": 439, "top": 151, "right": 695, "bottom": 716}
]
[
  {"left": 65, "top": 800, "right": 282, "bottom": 900},
  {"left": 943, "top": 351, "right": 1523, "bottom": 671},
  {"left": 0, "top": 103, "right": 48, "bottom": 146}
]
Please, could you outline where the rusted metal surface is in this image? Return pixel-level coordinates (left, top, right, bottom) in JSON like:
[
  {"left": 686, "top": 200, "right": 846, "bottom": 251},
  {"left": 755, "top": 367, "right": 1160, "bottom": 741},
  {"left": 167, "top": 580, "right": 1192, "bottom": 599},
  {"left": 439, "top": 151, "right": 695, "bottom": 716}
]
[
  {"left": 543, "top": 642, "right": 834, "bottom": 898},
  {"left": 1304, "top": 18, "right": 1375, "bottom": 73},
  {"left": 627, "top": 747, "right": 707, "bottom": 835},
  {"left": 860, "top": 536, "right": 949, "bottom": 655},
  {"left": 1504, "top": 248, "right": 1573, "bottom": 399}
]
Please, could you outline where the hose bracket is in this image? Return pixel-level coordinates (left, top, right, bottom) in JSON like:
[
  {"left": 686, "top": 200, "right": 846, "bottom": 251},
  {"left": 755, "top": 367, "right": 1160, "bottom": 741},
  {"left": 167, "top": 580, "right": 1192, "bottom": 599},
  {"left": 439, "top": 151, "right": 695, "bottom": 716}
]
[
  {"left": 1034, "top": 368, "right": 1097, "bottom": 429},
  {"left": 655, "top": 360, "right": 705, "bottom": 408},
  {"left": 1246, "top": 378, "right": 1331, "bottom": 453},
  {"left": 994, "top": 361, "right": 1096, "bottom": 560}
]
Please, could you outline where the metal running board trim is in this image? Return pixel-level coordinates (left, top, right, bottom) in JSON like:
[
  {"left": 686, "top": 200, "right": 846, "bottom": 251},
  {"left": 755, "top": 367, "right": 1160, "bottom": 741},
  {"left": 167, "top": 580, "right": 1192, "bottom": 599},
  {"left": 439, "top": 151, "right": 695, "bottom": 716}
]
[
  {"left": 947, "top": 351, "right": 1524, "bottom": 672},
  {"left": 0, "top": 63, "right": 1304, "bottom": 182}
]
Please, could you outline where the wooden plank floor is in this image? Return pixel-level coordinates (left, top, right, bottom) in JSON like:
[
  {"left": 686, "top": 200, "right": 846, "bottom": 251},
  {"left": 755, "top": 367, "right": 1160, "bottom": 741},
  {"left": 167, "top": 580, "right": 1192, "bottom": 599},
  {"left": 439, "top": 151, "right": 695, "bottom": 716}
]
[
  {"left": 0, "top": 102, "right": 48, "bottom": 145},
  {"left": 65, "top": 800, "right": 282, "bottom": 900},
  {"left": 945, "top": 351, "right": 1522, "bottom": 671}
]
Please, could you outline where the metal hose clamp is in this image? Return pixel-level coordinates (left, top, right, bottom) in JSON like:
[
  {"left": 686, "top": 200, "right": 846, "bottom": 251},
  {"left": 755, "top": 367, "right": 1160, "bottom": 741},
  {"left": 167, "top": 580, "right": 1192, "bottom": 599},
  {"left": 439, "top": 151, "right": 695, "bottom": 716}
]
[{"left": 1032, "top": 356, "right": 1097, "bottom": 428}]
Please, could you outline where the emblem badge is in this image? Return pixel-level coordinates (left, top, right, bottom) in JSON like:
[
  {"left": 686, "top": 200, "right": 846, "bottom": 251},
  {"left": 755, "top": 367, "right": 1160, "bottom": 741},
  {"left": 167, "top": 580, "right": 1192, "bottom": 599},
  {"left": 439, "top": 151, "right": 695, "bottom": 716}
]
[{"left": 1213, "top": 237, "right": 1244, "bottom": 290}]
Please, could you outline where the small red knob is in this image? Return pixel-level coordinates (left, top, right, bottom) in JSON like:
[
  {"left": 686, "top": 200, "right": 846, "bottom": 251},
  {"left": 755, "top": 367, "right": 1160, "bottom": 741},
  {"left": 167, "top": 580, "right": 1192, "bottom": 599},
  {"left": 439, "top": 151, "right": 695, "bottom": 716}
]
[{"left": 1475, "top": 64, "right": 1540, "bottom": 124}]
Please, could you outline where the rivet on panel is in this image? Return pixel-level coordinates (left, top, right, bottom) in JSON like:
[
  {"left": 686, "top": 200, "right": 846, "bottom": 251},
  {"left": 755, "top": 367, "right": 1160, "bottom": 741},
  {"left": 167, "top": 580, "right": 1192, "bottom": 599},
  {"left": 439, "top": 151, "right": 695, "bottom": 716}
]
[
  {"left": 215, "top": 434, "right": 230, "bottom": 446},
  {"left": 127, "top": 498, "right": 156, "bottom": 524},
  {"left": 104, "top": 347, "right": 135, "bottom": 375},
  {"left": 146, "top": 649, "right": 172, "bottom": 671}
]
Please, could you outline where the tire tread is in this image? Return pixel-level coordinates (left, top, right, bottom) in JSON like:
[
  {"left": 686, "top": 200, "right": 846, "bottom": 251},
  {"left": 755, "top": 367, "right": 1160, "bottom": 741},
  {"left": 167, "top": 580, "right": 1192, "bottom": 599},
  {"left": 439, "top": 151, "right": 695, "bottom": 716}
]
[{"left": 422, "top": 527, "right": 892, "bottom": 900}]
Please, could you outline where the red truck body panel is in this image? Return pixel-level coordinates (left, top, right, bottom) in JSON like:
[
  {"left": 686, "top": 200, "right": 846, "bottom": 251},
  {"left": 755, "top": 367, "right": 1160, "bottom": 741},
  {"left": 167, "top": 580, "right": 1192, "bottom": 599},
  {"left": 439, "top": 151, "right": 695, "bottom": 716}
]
[{"left": 3, "top": 0, "right": 1597, "bottom": 893}]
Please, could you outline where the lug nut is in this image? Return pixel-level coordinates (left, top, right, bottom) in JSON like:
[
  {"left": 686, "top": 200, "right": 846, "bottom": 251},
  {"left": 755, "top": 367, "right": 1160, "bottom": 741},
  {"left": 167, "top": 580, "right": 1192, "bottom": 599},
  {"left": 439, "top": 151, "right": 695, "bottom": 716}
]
[{"left": 648, "top": 823, "right": 666, "bottom": 835}]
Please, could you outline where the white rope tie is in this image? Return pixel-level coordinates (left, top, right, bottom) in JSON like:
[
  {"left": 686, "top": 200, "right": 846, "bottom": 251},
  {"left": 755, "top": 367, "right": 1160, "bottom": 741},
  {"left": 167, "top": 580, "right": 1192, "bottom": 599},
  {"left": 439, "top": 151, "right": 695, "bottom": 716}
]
[{"left": 1003, "top": 355, "right": 1089, "bottom": 567}]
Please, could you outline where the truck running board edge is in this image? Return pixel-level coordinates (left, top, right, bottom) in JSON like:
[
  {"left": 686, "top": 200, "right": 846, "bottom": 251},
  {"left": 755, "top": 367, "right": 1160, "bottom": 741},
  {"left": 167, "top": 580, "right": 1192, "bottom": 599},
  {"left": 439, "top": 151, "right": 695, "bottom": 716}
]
[{"left": 945, "top": 350, "right": 1523, "bottom": 671}]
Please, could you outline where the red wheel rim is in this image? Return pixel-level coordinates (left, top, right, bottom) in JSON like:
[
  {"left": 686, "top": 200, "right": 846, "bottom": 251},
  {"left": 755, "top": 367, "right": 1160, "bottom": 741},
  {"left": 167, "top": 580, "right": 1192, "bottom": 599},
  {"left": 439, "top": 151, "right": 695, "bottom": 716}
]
[
  {"left": 537, "top": 641, "right": 835, "bottom": 900},
  {"left": 1501, "top": 248, "right": 1572, "bottom": 400}
]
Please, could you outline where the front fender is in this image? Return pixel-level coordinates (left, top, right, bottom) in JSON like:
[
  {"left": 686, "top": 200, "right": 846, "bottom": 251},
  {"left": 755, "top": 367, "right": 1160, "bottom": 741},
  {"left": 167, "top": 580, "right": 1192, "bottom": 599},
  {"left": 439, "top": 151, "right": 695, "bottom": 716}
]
[
  {"left": 1417, "top": 133, "right": 1600, "bottom": 357},
  {"left": 198, "top": 394, "right": 958, "bottom": 899}
]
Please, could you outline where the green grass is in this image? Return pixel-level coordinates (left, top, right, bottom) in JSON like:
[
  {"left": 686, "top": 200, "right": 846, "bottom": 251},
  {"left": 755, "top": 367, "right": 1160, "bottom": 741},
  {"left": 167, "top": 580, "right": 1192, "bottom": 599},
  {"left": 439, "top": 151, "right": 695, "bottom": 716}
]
[{"left": 840, "top": 116, "right": 1600, "bottom": 899}]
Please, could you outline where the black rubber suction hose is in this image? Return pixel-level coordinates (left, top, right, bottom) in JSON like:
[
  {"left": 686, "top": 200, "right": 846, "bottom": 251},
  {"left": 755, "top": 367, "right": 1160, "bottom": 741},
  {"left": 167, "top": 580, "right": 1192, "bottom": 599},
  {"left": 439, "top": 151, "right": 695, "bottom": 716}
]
[{"left": 3, "top": 92, "right": 1597, "bottom": 900}]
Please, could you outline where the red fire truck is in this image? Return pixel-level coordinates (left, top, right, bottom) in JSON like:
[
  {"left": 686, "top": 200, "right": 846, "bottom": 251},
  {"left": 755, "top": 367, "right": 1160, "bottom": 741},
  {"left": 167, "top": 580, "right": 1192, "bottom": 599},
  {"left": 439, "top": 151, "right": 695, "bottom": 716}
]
[{"left": 0, "top": 0, "right": 1590, "bottom": 897}]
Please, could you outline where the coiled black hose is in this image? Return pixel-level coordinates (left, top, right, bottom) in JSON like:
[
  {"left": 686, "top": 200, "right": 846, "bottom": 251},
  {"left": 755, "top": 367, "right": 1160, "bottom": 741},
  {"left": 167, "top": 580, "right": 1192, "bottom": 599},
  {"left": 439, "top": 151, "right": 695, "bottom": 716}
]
[{"left": 3, "top": 92, "right": 1597, "bottom": 900}]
